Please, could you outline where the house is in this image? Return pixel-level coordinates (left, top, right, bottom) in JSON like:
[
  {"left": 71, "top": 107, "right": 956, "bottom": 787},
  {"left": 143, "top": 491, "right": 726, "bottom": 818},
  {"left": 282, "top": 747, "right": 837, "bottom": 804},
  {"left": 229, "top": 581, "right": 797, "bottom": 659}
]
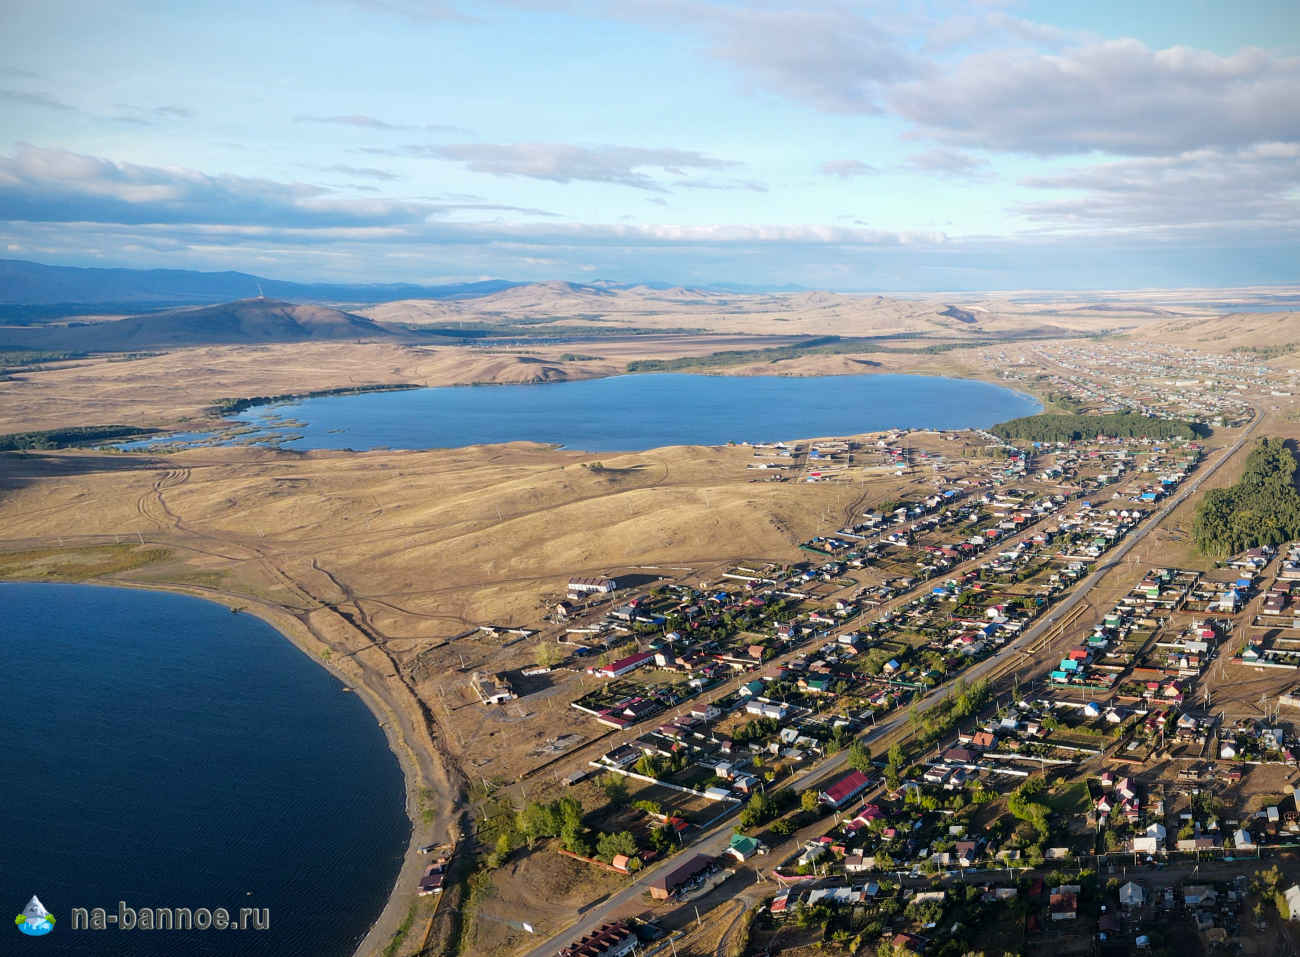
[
  {"left": 797, "top": 842, "right": 829, "bottom": 866},
  {"left": 558, "top": 921, "right": 638, "bottom": 957},
  {"left": 595, "top": 651, "right": 654, "bottom": 679},
  {"left": 819, "top": 770, "right": 872, "bottom": 809},
  {"left": 954, "top": 841, "right": 978, "bottom": 866},
  {"left": 1132, "top": 822, "right": 1165, "bottom": 854},
  {"left": 1049, "top": 889, "right": 1079, "bottom": 920},
  {"left": 470, "top": 671, "right": 516, "bottom": 705},
  {"left": 890, "top": 933, "right": 928, "bottom": 955},
  {"left": 1119, "top": 881, "right": 1145, "bottom": 909},
  {"left": 1182, "top": 885, "right": 1216, "bottom": 907},
  {"left": 728, "top": 834, "right": 768, "bottom": 862},
  {"left": 1284, "top": 885, "right": 1300, "bottom": 920},
  {"left": 418, "top": 860, "right": 447, "bottom": 895},
  {"left": 744, "top": 700, "right": 790, "bottom": 720},
  {"left": 844, "top": 852, "right": 872, "bottom": 873},
  {"left": 849, "top": 803, "right": 884, "bottom": 830},
  {"left": 647, "top": 855, "right": 712, "bottom": 900},
  {"left": 1233, "top": 828, "right": 1256, "bottom": 850}
]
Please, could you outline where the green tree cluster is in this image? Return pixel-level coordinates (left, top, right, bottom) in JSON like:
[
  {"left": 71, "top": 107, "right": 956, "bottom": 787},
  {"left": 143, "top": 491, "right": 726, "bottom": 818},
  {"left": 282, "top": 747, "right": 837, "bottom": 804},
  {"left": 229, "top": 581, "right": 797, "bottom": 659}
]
[
  {"left": 1193, "top": 437, "right": 1300, "bottom": 557},
  {"left": 1006, "top": 776, "right": 1051, "bottom": 840},
  {"left": 516, "top": 796, "right": 589, "bottom": 855},
  {"left": 595, "top": 830, "right": 642, "bottom": 869},
  {"left": 990, "top": 412, "right": 1198, "bottom": 444},
  {"left": 0, "top": 424, "right": 156, "bottom": 450},
  {"left": 626, "top": 336, "right": 880, "bottom": 373}
]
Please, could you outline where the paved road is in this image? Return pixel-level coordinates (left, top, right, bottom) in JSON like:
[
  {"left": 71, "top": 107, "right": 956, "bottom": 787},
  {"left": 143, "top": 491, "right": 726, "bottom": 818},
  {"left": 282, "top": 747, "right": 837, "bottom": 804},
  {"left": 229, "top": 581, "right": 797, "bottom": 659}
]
[{"left": 525, "top": 416, "right": 1260, "bottom": 957}]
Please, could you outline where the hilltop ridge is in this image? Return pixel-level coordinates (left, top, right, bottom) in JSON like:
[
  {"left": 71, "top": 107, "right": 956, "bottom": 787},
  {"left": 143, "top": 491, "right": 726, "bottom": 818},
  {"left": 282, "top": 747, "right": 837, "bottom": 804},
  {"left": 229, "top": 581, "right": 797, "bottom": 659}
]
[{"left": 0, "top": 298, "right": 395, "bottom": 350}]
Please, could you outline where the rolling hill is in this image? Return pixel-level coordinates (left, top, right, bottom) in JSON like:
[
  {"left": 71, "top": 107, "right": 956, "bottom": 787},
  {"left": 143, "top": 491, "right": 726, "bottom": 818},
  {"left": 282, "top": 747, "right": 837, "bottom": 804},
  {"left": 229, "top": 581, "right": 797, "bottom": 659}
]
[
  {"left": 1130, "top": 310, "right": 1300, "bottom": 352},
  {"left": 0, "top": 258, "right": 521, "bottom": 308},
  {"left": 0, "top": 298, "right": 396, "bottom": 350}
]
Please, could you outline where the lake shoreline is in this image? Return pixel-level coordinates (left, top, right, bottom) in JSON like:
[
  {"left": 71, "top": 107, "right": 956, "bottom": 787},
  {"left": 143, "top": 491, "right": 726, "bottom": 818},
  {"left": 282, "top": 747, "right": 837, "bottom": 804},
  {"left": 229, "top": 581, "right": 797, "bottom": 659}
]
[
  {"left": 127, "top": 369, "right": 1042, "bottom": 453},
  {"left": 24, "top": 577, "right": 454, "bottom": 957}
]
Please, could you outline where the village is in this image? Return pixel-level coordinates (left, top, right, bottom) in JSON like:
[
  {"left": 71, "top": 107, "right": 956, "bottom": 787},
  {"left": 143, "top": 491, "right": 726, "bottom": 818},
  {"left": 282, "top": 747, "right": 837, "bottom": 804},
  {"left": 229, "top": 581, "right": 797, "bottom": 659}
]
[
  {"left": 527, "top": 525, "right": 1300, "bottom": 957},
  {"left": 390, "top": 347, "right": 1300, "bottom": 957}
]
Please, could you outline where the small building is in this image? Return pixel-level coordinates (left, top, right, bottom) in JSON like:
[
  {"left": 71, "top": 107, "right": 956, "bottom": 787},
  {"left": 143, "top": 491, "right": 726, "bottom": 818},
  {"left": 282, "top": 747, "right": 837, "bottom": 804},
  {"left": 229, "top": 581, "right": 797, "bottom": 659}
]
[
  {"left": 1049, "top": 887, "right": 1079, "bottom": 921},
  {"left": 819, "top": 770, "right": 872, "bottom": 809},
  {"left": 647, "top": 855, "right": 712, "bottom": 900},
  {"left": 744, "top": 700, "right": 790, "bottom": 720},
  {"left": 470, "top": 671, "right": 516, "bottom": 705},
  {"left": 1119, "top": 881, "right": 1145, "bottom": 910},
  {"left": 568, "top": 576, "right": 618, "bottom": 595},
  {"left": 728, "top": 834, "right": 767, "bottom": 862},
  {"left": 558, "top": 921, "right": 637, "bottom": 957},
  {"left": 596, "top": 651, "right": 654, "bottom": 679},
  {"left": 1284, "top": 885, "right": 1300, "bottom": 920}
]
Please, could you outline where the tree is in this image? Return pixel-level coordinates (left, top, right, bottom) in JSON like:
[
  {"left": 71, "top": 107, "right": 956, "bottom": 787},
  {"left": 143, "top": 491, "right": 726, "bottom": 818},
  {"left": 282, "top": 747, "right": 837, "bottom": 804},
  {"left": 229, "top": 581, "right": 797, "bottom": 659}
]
[
  {"left": 884, "top": 742, "right": 905, "bottom": 790},
  {"left": 517, "top": 801, "right": 560, "bottom": 846},
  {"left": 517, "top": 796, "right": 585, "bottom": 849},
  {"left": 801, "top": 789, "right": 820, "bottom": 813},
  {"left": 536, "top": 642, "right": 566, "bottom": 667},
  {"left": 1007, "top": 777, "right": 1050, "bottom": 840},
  {"left": 635, "top": 754, "right": 665, "bottom": 778},
  {"left": 601, "top": 773, "right": 629, "bottom": 806},
  {"left": 596, "top": 830, "right": 639, "bottom": 863},
  {"left": 739, "top": 791, "right": 775, "bottom": 830},
  {"left": 488, "top": 830, "right": 513, "bottom": 869},
  {"left": 562, "top": 823, "right": 591, "bottom": 857},
  {"left": 846, "top": 740, "right": 872, "bottom": 774},
  {"left": 556, "top": 796, "right": 584, "bottom": 832}
]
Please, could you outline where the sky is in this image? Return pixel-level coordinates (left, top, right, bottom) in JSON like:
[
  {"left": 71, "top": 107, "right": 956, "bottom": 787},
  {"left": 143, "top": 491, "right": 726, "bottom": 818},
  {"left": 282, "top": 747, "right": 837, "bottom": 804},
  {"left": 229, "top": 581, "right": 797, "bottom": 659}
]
[{"left": 0, "top": 0, "right": 1297, "bottom": 291}]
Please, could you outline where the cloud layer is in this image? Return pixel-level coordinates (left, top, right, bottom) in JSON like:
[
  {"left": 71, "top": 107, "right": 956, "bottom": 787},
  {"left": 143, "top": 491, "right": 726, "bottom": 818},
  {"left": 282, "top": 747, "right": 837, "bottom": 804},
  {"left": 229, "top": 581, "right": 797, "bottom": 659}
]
[
  {"left": 892, "top": 41, "right": 1300, "bottom": 155},
  {"left": 397, "top": 142, "right": 744, "bottom": 192}
]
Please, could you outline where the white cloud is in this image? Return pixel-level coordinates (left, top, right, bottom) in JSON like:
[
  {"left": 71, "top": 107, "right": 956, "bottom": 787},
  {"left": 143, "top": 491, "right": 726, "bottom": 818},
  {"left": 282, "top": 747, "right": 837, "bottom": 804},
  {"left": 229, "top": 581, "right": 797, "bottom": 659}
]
[
  {"left": 0, "top": 144, "right": 554, "bottom": 227},
  {"left": 0, "top": 88, "right": 77, "bottom": 112},
  {"left": 409, "top": 142, "right": 743, "bottom": 192},
  {"left": 1016, "top": 143, "right": 1300, "bottom": 233},
  {"left": 295, "top": 114, "right": 467, "bottom": 133},
  {"left": 892, "top": 40, "right": 1300, "bottom": 155},
  {"left": 820, "top": 160, "right": 877, "bottom": 178},
  {"left": 903, "top": 148, "right": 992, "bottom": 179}
]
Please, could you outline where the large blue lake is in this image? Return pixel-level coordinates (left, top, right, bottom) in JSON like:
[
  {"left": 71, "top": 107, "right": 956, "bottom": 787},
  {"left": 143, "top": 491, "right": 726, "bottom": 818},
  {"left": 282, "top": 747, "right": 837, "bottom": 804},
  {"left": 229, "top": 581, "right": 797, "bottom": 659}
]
[
  {"left": 224, "top": 373, "right": 1039, "bottom": 451},
  {"left": 0, "top": 583, "right": 408, "bottom": 957}
]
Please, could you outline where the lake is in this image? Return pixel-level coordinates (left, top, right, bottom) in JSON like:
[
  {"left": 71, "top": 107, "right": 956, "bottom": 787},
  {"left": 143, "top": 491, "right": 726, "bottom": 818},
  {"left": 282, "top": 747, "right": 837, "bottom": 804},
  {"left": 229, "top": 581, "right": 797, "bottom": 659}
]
[
  {"left": 217, "top": 373, "right": 1039, "bottom": 451},
  {"left": 0, "top": 583, "right": 408, "bottom": 957}
]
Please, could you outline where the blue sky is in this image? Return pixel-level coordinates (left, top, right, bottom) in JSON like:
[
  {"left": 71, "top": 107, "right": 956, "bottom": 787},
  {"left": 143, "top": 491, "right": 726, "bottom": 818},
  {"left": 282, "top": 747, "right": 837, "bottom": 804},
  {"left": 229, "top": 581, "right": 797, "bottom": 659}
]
[{"left": 0, "top": 0, "right": 1296, "bottom": 290}]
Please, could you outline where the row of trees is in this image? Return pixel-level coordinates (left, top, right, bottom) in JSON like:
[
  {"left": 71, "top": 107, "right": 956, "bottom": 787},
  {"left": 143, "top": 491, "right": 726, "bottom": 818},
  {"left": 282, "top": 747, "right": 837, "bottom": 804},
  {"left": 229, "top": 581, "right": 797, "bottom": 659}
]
[
  {"left": 625, "top": 336, "right": 878, "bottom": 373},
  {"left": 990, "top": 412, "right": 1199, "bottom": 444},
  {"left": 500, "top": 793, "right": 671, "bottom": 868},
  {"left": 1193, "top": 437, "right": 1300, "bottom": 557},
  {"left": 0, "top": 424, "right": 154, "bottom": 450},
  {"left": 908, "top": 678, "right": 993, "bottom": 750}
]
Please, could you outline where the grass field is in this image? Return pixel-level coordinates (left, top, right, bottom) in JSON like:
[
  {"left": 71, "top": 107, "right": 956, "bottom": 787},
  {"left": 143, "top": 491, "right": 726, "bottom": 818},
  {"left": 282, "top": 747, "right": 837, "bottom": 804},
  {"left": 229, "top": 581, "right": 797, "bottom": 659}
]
[{"left": 0, "top": 543, "right": 168, "bottom": 580}]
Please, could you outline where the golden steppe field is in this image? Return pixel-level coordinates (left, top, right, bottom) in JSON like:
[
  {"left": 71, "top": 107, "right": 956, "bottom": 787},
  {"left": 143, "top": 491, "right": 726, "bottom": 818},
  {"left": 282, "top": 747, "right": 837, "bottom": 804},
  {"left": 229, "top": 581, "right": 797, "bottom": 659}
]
[{"left": 0, "top": 284, "right": 1296, "bottom": 955}]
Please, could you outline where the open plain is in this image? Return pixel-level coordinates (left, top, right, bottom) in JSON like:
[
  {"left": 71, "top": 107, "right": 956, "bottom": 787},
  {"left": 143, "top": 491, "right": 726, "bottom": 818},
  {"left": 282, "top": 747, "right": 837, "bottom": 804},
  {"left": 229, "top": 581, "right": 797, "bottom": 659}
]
[{"left": 4, "top": 284, "right": 1300, "bottom": 957}]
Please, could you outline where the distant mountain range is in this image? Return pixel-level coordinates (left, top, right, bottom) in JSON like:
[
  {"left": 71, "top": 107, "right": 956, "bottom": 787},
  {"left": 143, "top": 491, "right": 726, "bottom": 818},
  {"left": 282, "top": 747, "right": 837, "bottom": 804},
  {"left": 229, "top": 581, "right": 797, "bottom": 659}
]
[
  {"left": 0, "top": 258, "right": 525, "bottom": 308},
  {"left": 0, "top": 258, "right": 808, "bottom": 312}
]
